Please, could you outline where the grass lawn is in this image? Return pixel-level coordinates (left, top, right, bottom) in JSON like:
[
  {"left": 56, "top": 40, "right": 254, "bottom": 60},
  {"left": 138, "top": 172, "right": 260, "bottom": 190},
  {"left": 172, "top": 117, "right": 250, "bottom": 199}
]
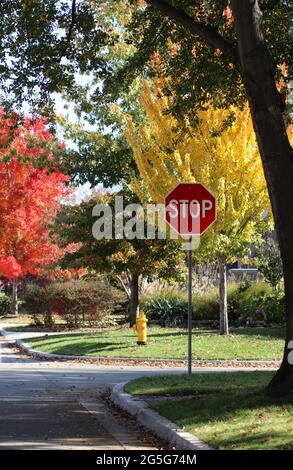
[
  {"left": 125, "top": 371, "right": 293, "bottom": 450},
  {"left": 24, "top": 326, "right": 284, "bottom": 361}
]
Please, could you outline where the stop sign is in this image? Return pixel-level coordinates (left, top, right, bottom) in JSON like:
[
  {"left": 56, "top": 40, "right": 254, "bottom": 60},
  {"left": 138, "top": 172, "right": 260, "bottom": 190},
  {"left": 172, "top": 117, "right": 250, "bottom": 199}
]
[{"left": 165, "top": 183, "right": 216, "bottom": 236}]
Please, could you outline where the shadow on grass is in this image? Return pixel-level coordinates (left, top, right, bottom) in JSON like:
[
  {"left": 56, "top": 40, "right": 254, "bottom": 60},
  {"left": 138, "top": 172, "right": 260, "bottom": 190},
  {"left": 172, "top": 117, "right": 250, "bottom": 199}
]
[
  {"left": 150, "top": 372, "right": 292, "bottom": 450},
  {"left": 27, "top": 332, "right": 135, "bottom": 346},
  {"left": 27, "top": 338, "right": 140, "bottom": 356},
  {"left": 148, "top": 326, "right": 285, "bottom": 339},
  {"left": 230, "top": 326, "right": 285, "bottom": 338},
  {"left": 25, "top": 326, "right": 284, "bottom": 360},
  {"left": 16, "top": 325, "right": 286, "bottom": 341},
  {"left": 211, "top": 430, "right": 292, "bottom": 450}
]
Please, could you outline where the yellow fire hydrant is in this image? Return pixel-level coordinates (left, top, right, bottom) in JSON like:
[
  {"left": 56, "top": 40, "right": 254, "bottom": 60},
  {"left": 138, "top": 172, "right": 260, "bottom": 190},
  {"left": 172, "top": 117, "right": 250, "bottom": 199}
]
[{"left": 133, "top": 311, "right": 148, "bottom": 345}]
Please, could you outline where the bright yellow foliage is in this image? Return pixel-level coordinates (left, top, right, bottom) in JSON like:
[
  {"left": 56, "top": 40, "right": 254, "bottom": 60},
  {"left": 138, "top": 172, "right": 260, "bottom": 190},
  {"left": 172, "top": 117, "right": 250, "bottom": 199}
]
[{"left": 125, "top": 80, "right": 273, "bottom": 261}]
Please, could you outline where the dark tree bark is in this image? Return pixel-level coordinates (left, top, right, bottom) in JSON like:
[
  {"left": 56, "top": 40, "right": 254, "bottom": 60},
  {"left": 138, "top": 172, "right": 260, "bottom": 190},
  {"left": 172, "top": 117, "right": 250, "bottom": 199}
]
[
  {"left": 219, "top": 258, "right": 229, "bottom": 336},
  {"left": 129, "top": 272, "right": 140, "bottom": 327},
  {"left": 11, "top": 278, "right": 18, "bottom": 317},
  {"left": 231, "top": 0, "right": 293, "bottom": 395}
]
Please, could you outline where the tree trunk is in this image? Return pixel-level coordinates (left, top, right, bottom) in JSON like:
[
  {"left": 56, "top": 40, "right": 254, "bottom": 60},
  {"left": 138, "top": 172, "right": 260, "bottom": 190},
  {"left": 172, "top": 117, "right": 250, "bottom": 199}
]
[
  {"left": 129, "top": 273, "right": 139, "bottom": 327},
  {"left": 219, "top": 258, "right": 229, "bottom": 335},
  {"left": 11, "top": 278, "right": 18, "bottom": 317},
  {"left": 231, "top": 0, "right": 293, "bottom": 394}
]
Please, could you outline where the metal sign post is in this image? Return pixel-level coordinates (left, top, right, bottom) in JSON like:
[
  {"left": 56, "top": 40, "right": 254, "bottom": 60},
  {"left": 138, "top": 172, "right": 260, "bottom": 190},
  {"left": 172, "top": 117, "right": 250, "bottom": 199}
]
[
  {"left": 188, "top": 238, "right": 192, "bottom": 378},
  {"left": 164, "top": 183, "right": 217, "bottom": 379}
]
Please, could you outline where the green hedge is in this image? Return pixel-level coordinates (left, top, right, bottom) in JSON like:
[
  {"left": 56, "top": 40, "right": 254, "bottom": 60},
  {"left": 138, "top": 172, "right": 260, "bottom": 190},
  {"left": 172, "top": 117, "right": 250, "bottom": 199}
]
[{"left": 142, "top": 282, "right": 284, "bottom": 327}]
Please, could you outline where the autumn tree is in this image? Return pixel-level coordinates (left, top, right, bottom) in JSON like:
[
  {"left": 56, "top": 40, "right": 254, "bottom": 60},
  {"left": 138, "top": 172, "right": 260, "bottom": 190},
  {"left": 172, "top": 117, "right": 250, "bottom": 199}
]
[
  {"left": 0, "top": 110, "right": 69, "bottom": 315},
  {"left": 58, "top": 190, "right": 184, "bottom": 326},
  {"left": 95, "top": 0, "right": 292, "bottom": 394},
  {"left": 0, "top": 0, "right": 292, "bottom": 393},
  {"left": 126, "top": 80, "right": 273, "bottom": 334}
]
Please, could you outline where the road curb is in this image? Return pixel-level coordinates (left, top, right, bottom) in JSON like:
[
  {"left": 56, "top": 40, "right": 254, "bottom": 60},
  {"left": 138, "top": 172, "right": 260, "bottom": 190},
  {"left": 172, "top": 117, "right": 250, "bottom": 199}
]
[
  {"left": 110, "top": 382, "right": 213, "bottom": 451},
  {"left": 0, "top": 328, "right": 280, "bottom": 368}
]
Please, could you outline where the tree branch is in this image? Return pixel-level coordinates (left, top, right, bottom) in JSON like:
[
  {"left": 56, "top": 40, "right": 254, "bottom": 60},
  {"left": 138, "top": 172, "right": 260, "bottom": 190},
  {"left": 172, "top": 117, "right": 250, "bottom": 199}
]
[
  {"left": 146, "top": 0, "right": 238, "bottom": 64},
  {"left": 66, "top": 0, "right": 77, "bottom": 44},
  {"left": 116, "top": 274, "right": 131, "bottom": 299},
  {"left": 58, "top": 0, "right": 77, "bottom": 61}
]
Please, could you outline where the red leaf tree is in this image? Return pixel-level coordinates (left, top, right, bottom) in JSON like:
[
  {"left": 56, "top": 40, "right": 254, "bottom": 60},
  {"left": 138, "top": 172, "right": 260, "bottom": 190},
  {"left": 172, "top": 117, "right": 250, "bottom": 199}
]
[{"left": 0, "top": 109, "right": 69, "bottom": 315}]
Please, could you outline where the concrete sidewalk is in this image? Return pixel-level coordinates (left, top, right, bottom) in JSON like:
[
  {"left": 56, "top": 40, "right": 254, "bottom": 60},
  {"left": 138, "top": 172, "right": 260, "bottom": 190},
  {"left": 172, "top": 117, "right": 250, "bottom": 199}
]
[{"left": 0, "top": 323, "right": 92, "bottom": 340}]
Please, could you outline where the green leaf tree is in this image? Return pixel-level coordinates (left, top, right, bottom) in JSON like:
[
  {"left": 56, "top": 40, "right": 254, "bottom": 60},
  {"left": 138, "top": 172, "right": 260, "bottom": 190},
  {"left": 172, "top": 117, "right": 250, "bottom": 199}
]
[
  {"left": 256, "top": 238, "right": 283, "bottom": 291},
  {"left": 58, "top": 190, "right": 185, "bottom": 326}
]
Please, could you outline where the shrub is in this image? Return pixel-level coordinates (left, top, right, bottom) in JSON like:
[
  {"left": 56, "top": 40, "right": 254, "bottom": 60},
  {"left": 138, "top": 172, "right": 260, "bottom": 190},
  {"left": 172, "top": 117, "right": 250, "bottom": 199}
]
[
  {"left": 142, "top": 289, "right": 219, "bottom": 326},
  {"left": 192, "top": 288, "right": 219, "bottom": 320},
  {"left": 239, "top": 281, "right": 272, "bottom": 300},
  {"left": 51, "top": 279, "right": 124, "bottom": 327},
  {"left": 238, "top": 290, "right": 285, "bottom": 325},
  {"left": 24, "top": 279, "right": 125, "bottom": 328},
  {"left": 142, "top": 281, "right": 284, "bottom": 326},
  {"left": 97, "top": 314, "right": 127, "bottom": 328},
  {"left": 226, "top": 282, "right": 271, "bottom": 321},
  {"left": 262, "top": 292, "right": 285, "bottom": 323},
  {"left": 256, "top": 239, "right": 283, "bottom": 290},
  {"left": 227, "top": 282, "right": 243, "bottom": 321},
  {"left": 142, "top": 290, "right": 188, "bottom": 326},
  {"left": 0, "top": 293, "right": 11, "bottom": 317},
  {"left": 24, "top": 284, "right": 55, "bottom": 327}
]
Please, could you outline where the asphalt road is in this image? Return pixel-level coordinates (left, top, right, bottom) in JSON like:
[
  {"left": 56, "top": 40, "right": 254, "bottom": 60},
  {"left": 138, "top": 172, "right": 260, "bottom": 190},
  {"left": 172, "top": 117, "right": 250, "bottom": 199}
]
[
  {"left": 0, "top": 338, "right": 166, "bottom": 450},
  {"left": 0, "top": 336, "right": 271, "bottom": 450},
  {"left": 0, "top": 337, "right": 193, "bottom": 450}
]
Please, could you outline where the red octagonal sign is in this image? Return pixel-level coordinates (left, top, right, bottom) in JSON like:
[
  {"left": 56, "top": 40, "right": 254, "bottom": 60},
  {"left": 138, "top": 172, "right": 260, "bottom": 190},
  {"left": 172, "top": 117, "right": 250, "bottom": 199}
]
[{"left": 165, "top": 183, "right": 216, "bottom": 236}]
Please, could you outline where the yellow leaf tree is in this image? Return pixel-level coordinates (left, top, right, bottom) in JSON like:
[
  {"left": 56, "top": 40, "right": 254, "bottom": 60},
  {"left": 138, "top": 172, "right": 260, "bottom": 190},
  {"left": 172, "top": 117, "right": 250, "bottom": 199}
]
[{"left": 125, "top": 80, "right": 272, "bottom": 335}]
